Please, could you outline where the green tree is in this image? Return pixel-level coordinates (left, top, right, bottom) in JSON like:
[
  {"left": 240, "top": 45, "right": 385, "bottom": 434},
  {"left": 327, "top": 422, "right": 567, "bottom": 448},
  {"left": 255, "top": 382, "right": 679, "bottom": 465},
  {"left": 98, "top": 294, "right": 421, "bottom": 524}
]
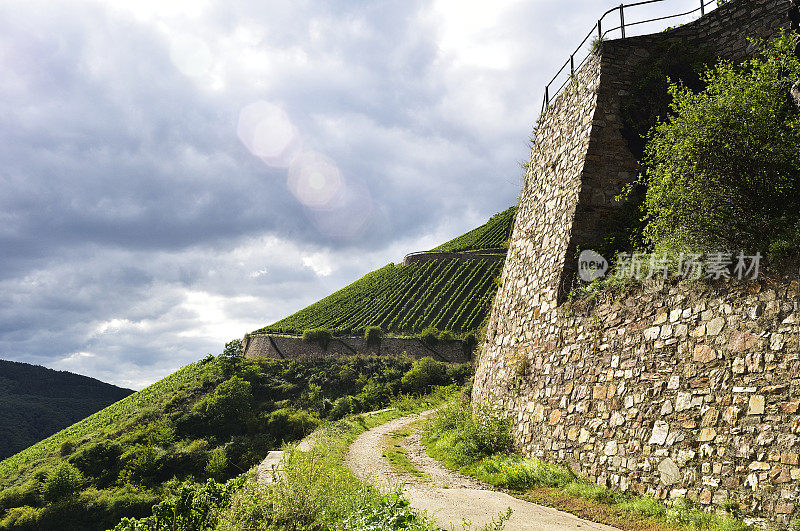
[
  {"left": 40, "top": 462, "right": 83, "bottom": 503},
  {"left": 641, "top": 33, "right": 800, "bottom": 258},
  {"left": 204, "top": 447, "right": 227, "bottom": 480},
  {"left": 401, "top": 357, "right": 449, "bottom": 395},
  {"left": 205, "top": 375, "right": 253, "bottom": 423},
  {"left": 219, "top": 339, "right": 243, "bottom": 375}
]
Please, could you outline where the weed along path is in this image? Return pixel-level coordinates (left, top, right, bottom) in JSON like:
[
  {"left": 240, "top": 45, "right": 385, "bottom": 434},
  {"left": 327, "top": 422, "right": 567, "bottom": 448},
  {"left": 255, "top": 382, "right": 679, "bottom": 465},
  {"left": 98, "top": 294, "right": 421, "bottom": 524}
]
[{"left": 345, "top": 411, "right": 619, "bottom": 531}]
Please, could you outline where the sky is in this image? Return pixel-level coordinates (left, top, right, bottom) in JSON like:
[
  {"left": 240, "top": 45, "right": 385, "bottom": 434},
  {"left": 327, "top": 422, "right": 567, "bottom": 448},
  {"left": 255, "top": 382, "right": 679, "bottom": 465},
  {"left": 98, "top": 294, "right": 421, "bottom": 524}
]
[{"left": 0, "top": 0, "right": 711, "bottom": 389}]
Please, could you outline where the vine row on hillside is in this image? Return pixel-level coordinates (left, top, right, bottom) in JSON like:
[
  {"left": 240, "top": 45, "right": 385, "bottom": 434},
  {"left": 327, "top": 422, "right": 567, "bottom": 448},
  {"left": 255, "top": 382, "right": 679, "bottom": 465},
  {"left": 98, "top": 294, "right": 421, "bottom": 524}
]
[{"left": 256, "top": 259, "right": 504, "bottom": 336}]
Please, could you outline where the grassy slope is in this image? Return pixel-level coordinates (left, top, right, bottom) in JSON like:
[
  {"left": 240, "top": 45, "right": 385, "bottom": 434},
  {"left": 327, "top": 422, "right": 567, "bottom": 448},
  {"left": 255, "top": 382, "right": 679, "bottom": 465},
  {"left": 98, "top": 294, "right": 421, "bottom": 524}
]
[
  {"left": 0, "top": 360, "right": 134, "bottom": 460},
  {"left": 116, "top": 389, "right": 457, "bottom": 531},
  {"left": 0, "top": 353, "right": 470, "bottom": 530},
  {"left": 254, "top": 207, "right": 514, "bottom": 337},
  {"left": 0, "top": 361, "right": 207, "bottom": 483}
]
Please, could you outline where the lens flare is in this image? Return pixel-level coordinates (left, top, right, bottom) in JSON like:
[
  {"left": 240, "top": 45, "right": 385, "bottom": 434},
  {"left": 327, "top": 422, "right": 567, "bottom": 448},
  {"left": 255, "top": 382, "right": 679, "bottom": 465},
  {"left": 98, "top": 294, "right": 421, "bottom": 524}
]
[
  {"left": 287, "top": 150, "right": 344, "bottom": 209},
  {"left": 237, "top": 101, "right": 300, "bottom": 167},
  {"left": 308, "top": 178, "right": 376, "bottom": 242}
]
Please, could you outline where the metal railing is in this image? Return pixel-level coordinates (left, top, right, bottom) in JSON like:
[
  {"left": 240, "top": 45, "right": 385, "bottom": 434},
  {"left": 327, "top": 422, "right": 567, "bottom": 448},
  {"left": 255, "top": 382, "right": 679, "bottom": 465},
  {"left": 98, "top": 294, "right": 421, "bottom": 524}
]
[{"left": 542, "top": 0, "right": 723, "bottom": 113}]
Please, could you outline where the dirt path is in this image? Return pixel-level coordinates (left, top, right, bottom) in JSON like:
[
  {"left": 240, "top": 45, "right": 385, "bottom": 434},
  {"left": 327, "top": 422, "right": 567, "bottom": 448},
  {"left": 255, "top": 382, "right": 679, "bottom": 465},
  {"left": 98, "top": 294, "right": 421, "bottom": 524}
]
[{"left": 345, "top": 411, "right": 620, "bottom": 531}]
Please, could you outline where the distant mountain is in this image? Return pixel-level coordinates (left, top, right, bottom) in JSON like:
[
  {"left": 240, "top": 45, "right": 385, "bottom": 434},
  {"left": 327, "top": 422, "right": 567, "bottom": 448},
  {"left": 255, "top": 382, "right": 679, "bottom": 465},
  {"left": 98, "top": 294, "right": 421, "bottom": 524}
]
[{"left": 0, "top": 360, "right": 133, "bottom": 459}]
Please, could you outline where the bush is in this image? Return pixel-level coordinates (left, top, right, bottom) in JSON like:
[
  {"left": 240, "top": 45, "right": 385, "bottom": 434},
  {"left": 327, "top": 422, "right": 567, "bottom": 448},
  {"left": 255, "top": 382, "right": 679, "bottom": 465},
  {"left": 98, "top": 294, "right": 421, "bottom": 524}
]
[
  {"left": 219, "top": 339, "right": 243, "bottom": 375},
  {"left": 419, "top": 328, "right": 439, "bottom": 347},
  {"left": 59, "top": 439, "right": 76, "bottom": 457},
  {"left": 266, "top": 408, "right": 320, "bottom": 442},
  {"left": 364, "top": 326, "right": 383, "bottom": 346},
  {"left": 69, "top": 441, "right": 122, "bottom": 484},
  {"left": 400, "top": 357, "right": 450, "bottom": 395},
  {"left": 437, "top": 330, "right": 454, "bottom": 342},
  {"left": 40, "top": 462, "right": 83, "bottom": 503},
  {"left": 641, "top": 34, "right": 800, "bottom": 258},
  {"left": 329, "top": 396, "right": 358, "bottom": 420},
  {"left": 424, "top": 401, "right": 512, "bottom": 468},
  {"left": 302, "top": 329, "right": 333, "bottom": 350},
  {"left": 356, "top": 380, "right": 391, "bottom": 411},
  {"left": 204, "top": 376, "right": 253, "bottom": 426},
  {"left": 205, "top": 447, "right": 228, "bottom": 480}
]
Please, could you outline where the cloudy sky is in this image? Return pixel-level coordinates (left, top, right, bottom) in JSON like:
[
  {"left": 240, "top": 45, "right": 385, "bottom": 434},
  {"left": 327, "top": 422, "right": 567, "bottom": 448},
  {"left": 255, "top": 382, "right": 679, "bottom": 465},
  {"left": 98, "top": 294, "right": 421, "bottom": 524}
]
[{"left": 0, "top": 0, "right": 709, "bottom": 389}]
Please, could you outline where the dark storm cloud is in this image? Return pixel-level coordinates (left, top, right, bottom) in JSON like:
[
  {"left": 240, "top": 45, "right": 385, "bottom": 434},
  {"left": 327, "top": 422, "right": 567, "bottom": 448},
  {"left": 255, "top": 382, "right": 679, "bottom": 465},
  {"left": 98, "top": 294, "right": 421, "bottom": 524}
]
[{"left": 0, "top": 0, "right": 702, "bottom": 387}]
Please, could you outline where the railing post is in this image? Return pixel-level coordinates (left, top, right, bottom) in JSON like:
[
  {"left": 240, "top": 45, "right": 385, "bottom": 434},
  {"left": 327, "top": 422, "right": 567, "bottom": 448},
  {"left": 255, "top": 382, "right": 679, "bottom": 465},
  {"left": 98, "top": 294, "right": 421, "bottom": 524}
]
[
  {"left": 700, "top": 0, "right": 705, "bottom": 16},
  {"left": 620, "top": 4, "right": 625, "bottom": 39},
  {"left": 570, "top": 54, "right": 575, "bottom": 76},
  {"left": 598, "top": 19, "right": 602, "bottom": 40},
  {"left": 545, "top": 86, "right": 549, "bottom": 108}
]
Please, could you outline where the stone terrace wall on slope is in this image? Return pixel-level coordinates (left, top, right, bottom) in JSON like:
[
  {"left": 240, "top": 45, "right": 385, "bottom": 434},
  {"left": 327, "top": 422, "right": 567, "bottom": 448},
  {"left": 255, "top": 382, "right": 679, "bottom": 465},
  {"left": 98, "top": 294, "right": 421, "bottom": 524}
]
[
  {"left": 481, "top": 280, "right": 800, "bottom": 525},
  {"left": 475, "top": 0, "right": 793, "bottom": 525},
  {"left": 243, "top": 335, "right": 472, "bottom": 363}
]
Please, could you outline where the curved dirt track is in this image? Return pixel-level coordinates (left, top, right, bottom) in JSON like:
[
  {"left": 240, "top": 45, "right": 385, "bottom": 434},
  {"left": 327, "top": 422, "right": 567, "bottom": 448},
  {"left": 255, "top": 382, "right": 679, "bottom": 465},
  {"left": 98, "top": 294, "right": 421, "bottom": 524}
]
[{"left": 345, "top": 411, "right": 620, "bottom": 531}]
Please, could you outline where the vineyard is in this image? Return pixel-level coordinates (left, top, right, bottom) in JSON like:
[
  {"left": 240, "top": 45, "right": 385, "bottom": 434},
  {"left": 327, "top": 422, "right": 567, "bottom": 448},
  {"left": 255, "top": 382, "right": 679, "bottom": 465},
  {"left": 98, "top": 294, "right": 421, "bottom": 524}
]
[
  {"left": 255, "top": 258, "right": 504, "bottom": 336},
  {"left": 431, "top": 206, "right": 515, "bottom": 252}
]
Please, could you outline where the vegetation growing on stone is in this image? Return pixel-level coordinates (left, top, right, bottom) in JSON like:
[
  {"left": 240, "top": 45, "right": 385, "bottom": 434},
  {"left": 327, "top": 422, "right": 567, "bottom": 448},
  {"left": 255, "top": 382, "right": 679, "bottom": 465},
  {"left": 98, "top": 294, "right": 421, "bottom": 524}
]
[
  {"left": 423, "top": 399, "right": 751, "bottom": 531},
  {"left": 639, "top": 34, "right": 800, "bottom": 262}
]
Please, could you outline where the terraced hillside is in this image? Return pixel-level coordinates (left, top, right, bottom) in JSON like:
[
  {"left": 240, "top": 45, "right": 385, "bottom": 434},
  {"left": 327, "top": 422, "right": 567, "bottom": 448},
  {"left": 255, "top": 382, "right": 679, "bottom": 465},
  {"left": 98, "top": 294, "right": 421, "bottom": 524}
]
[
  {"left": 253, "top": 208, "right": 514, "bottom": 337},
  {"left": 431, "top": 206, "right": 515, "bottom": 252},
  {"left": 256, "top": 259, "right": 503, "bottom": 336}
]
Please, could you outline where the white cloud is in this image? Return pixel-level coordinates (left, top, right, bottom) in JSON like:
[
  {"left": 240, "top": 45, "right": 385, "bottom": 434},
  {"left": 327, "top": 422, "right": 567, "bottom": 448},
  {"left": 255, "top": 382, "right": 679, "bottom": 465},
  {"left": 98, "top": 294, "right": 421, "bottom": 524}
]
[
  {"left": 302, "top": 253, "right": 334, "bottom": 278},
  {"left": 0, "top": 0, "right": 712, "bottom": 390}
]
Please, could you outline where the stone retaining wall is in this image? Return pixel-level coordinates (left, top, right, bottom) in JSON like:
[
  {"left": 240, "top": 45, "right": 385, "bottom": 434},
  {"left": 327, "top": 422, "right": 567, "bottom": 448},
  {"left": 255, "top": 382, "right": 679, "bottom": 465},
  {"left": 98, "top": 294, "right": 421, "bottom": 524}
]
[
  {"left": 402, "top": 251, "right": 506, "bottom": 266},
  {"left": 475, "top": 0, "right": 796, "bottom": 525},
  {"left": 480, "top": 279, "right": 800, "bottom": 526},
  {"left": 243, "top": 335, "right": 472, "bottom": 363}
]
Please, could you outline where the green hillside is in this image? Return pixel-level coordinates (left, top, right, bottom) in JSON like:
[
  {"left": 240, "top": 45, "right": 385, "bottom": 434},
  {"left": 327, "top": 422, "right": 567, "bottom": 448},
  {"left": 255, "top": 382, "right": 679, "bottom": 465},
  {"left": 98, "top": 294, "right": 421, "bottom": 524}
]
[
  {"left": 256, "top": 258, "right": 503, "bottom": 336},
  {"left": 431, "top": 206, "right": 515, "bottom": 252},
  {"left": 0, "top": 360, "right": 133, "bottom": 460},
  {"left": 0, "top": 343, "right": 470, "bottom": 530},
  {"left": 254, "top": 208, "right": 514, "bottom": 337}
]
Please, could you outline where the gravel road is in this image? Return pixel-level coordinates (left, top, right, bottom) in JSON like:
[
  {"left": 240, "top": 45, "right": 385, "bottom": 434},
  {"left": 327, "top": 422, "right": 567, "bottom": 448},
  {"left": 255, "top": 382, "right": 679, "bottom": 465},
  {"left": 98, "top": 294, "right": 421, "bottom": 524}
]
[{"left": 345, "top": 410, "right": 620, "bottom": 531}]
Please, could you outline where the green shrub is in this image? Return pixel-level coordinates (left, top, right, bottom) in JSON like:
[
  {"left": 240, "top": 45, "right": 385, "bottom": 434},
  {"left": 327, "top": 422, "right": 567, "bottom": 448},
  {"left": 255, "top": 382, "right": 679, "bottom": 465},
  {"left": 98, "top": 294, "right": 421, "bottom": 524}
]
[
  {"left": 266, "top": 408, "right": 320, "bottom": 442},
  {"left": 364, "top": 326, "right": 383, "bottom": 346},
  {"left": 205, "top": 447, "right": 228, "bottom": 480},
  {"left": 69, "top": 441, "right": 122, "bottom": 484},
  {"left": 419, "top": 328, "right": 439, "bottom": 347},
  {"left": 203, "top": 375, "right": 253, "bottom": 425},
  {"left": 0, "top": 482, "right": 39, "bottom": 513},
  {"left": 641, "top": 33, "right": 800, "bottom": 258},
  {"left": 219, "top": 339, "right": 243, "bottom": 375},
  {"left": 329, "top": 396, "right": 358, "bottom": 420},
  {"left": 60, "top": 439, "right": 76, "bottom": 457},
  {"left": 302, "top": 328, "right": 333, "bottom": 349},
  {"left": 463, "top": 332, "right": 478, "bottom": 352},
  {"left": 0, "top": 505, "right": 43, "bottom": 529},
  {"left": 478, "top": 454, "right": 575, "bottom": 490},
  {"left": 400, "top": 357, "right": 449, "bottom": 395},
  {"left": 356, "top": 380, "right": 392, "bottom": 411},
  {"left": 437, "top": 330, "right": 454, "bottom": 342},
  {"left": 424, "top": 401, "right": 512, "bottom": 468},
  {"left": 40, "top": 462, "right": 83, "bottom": 503},
  {"left": 118, "top": 445, "right": 159, "bottom": 487}
]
